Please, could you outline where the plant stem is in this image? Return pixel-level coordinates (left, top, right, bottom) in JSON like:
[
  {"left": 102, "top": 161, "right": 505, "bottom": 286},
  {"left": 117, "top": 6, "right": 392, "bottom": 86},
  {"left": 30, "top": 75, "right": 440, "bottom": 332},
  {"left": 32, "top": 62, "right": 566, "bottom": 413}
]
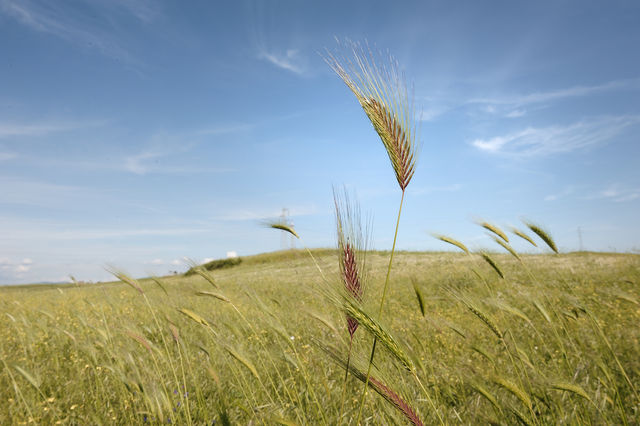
[
  {"left": 355, "top": 189, "right": 405, "bottom": 425},
  {"left": 338, "top": 338, "right": 354, "bottom": 424}
]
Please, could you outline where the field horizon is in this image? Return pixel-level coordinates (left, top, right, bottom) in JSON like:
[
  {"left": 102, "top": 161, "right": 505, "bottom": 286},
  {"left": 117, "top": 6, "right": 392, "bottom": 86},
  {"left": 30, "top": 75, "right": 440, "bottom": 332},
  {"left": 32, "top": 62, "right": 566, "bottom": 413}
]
[{"left": 1, "top": 248, "right": 637, "bottom": 289}]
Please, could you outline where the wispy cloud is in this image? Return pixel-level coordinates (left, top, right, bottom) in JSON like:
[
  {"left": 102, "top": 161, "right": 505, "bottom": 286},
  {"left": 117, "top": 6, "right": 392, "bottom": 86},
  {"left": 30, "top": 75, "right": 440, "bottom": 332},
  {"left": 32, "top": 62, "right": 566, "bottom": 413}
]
[
  {"left": 0, "top": 152, "right": 17, "bottom": 161},
  {"left": 468, "top": 77, "right": 640, "bottom": 107},
  {"left": 0, "top": 0, "right": 153, "bottom": 63},
  {"left": 544, "top": 186, "right": 574, "bottom": 201},
  {"left": 124, "top": 149, "right": 164, "bottom": 175},
  {"left": 0, "top": 119, "right": 103, "bottom": 138},
  {"left": 418, "top": 106, "right": 450, "bottom": 122},
  {"left": 417, "top": 78, "right": 640, "bottom": 122},
  {"left": 195, "top": 123, "right": 254, "bottom": 136},
  {"left": 472, "top": 115, "right": 640, "bottom": 157},
  {"left": 0, "top": 219, "right": 211, "bottom": 241},
  {"left": 107, "top": 0, "right": 158, "bottom": 23},
  {"left": 258, "top": 48, "right": 305, "bottom": 75},
  {"left": 0, "top": 177, "right": 86, "bottom": 206},
  {"left": 505, "top": 109, "right": 526, "bottom": 118},
  {"left": 586, "top": 184, "right": 640, "bottom": 203},
  {"left": 123, "top": 148, "right": 234, "bottom": 175}
]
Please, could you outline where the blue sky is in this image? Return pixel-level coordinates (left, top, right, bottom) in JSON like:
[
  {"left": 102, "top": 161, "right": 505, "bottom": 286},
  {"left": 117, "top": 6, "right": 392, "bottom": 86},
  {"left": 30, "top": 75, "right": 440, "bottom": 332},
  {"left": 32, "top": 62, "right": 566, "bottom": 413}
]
[{"left": 1, "top": 0, "right": 639, "bottom": 284}]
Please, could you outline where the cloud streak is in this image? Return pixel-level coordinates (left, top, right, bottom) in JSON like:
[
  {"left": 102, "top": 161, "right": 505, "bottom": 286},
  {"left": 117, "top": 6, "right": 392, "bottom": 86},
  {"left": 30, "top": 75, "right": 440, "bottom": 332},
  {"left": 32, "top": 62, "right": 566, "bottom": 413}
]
[
  {"left": 122, "top": 148, "right": 234, "bottom": 175},
  {"left": 258, "top": 48, "right": 305, "bottom": 74},
  {"left": 0, "top": 221, "right": 212, "bottom": 241},
  {"left": 586, "top": 184, "right": 640, "bottom": 203},
  {"left": 0, "top": 119, "right": 104, "bottom": 138},
  {"left": 544, "top": 186, "right": 574, "bottom": 202},
  {"left": 0, "top": 152, "right": 17, "bottom": 161},
  {"left": 472, "top": 115, "right": 640, "bottom": 157},
  {"left": 0, "top": 0, "right": 150, "bottom": 64},
  {"left": 0, "top": 177, "right": 90, "bottom": 207},
  {"left": 468, "top": 77, "right": 640, "bottom": 107},
  {"left": 417, "top": 77, "right": 640, "bottom": 121}
]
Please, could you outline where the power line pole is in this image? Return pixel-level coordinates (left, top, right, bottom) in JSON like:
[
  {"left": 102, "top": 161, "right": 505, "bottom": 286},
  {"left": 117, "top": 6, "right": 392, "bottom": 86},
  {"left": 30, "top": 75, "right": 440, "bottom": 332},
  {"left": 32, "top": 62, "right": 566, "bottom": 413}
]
[{"left": 578, "top": 226, "right": 584, "bottom": 251}]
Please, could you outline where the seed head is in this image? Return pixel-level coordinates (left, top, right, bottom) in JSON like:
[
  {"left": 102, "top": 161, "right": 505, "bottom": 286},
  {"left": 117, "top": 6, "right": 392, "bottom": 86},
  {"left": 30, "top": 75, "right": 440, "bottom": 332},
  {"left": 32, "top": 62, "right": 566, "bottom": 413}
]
[{"left": 325, "top": 40, "right": 419, "bottom": 190}]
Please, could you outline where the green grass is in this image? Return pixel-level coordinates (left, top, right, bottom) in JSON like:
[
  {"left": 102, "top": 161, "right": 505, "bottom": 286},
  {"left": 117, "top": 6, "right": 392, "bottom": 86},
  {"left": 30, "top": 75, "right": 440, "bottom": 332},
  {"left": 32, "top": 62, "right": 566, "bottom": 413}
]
[{"left": 1, "top": 249, "right": 638, "bottom": 424}]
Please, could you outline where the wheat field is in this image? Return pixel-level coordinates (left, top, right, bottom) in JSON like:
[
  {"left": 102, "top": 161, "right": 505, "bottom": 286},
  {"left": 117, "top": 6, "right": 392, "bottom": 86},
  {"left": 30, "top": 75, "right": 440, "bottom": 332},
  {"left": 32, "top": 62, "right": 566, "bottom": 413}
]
[{"left": 1, "top": 249, "right": 638, "bottom": 424}]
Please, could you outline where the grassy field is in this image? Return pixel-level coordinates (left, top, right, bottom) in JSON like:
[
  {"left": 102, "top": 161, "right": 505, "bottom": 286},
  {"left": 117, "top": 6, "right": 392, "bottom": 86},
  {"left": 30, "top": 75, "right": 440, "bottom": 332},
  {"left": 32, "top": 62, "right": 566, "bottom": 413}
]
[{"left": 0, "top": 249, "right": 638, "bottom": 425}]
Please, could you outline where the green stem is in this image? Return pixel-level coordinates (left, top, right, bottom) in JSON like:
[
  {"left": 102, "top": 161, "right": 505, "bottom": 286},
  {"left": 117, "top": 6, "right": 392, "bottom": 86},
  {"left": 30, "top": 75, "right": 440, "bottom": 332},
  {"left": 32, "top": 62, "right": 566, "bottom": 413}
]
[
  {"left": 338, "top": 338, "right": 354, "bottom": 424},
  {"left": 355, "top": 189, "right": 405, "bottom": 425}
]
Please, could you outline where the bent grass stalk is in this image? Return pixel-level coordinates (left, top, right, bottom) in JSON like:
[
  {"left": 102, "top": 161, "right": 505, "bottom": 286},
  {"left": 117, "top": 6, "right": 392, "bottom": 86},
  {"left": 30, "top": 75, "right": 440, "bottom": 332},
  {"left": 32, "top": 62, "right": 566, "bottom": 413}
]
[{"left": 334, "top": 188, "right": 369, "bottom": 423}]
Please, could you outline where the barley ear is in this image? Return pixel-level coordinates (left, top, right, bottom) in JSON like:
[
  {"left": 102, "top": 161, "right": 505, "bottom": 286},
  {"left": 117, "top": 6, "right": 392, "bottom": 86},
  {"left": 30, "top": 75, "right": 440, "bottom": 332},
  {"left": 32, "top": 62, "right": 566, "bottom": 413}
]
[
  {"left": 477, "top": 220, "right": 509, "bottom": 243},
  {"left": 106, "top": 267, "right": 144, "bottom": 294},
  {"left": 178, "top": 308, "right": 210, "bottom": 327},
  {"left": 509, "top": 226, "right": 538, "bottom": 247},
  {"left": 479, "top": 251, "right": 505, "bottom": 279},
  {"left": 325, "top": 40, "right": 419, "bottom": 190},
  {"left": 549, "top": 382, "right": 595, "bottom": 405},
  {"left": 264, "top": 220, "right": 299, "bottom": 238},
  {"left": 523, "top": 220, "right": 558, "bottom": 253},
  {"left": 223, "top": 344, "right": 260, "bottom": 381},
  {"left": 493, "top": 377, "right": 532, "bottom": 410},
  {"left": 470, "top": 382, "right": 502, "bottom": 415},
  {"left": 490, "top": 235, "right": 521, "bottom": 261},
  {"left": 432, "top": 233, "right": 469, "bottom": 255},
  {"left": 412, "top": 279, "right": 426, "bottom": 317},
  {"left": 455, "top": 295, "right": 503, "bottom": 340},
  {"left": 196, "top": 291, "right": 230, "bottom": 303},
  {"left": 186, "top": 259, "right": 218, "bottom": 289},
  {"left": 342, "top": 297, "right": 415, "bottom": 371},
  {"left": 315, "top": 343, "right": 424, "bottom": 426}
]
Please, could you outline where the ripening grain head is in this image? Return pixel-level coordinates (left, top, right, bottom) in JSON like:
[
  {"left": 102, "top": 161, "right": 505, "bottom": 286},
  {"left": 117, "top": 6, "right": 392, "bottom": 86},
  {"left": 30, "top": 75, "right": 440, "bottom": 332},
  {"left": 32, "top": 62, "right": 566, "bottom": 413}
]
[
  {"left": 325, "top": 40, "right": 419, "bottom": 190},
  {"left": 334, "top": 187, "right": 369, "bottom": 339}
]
